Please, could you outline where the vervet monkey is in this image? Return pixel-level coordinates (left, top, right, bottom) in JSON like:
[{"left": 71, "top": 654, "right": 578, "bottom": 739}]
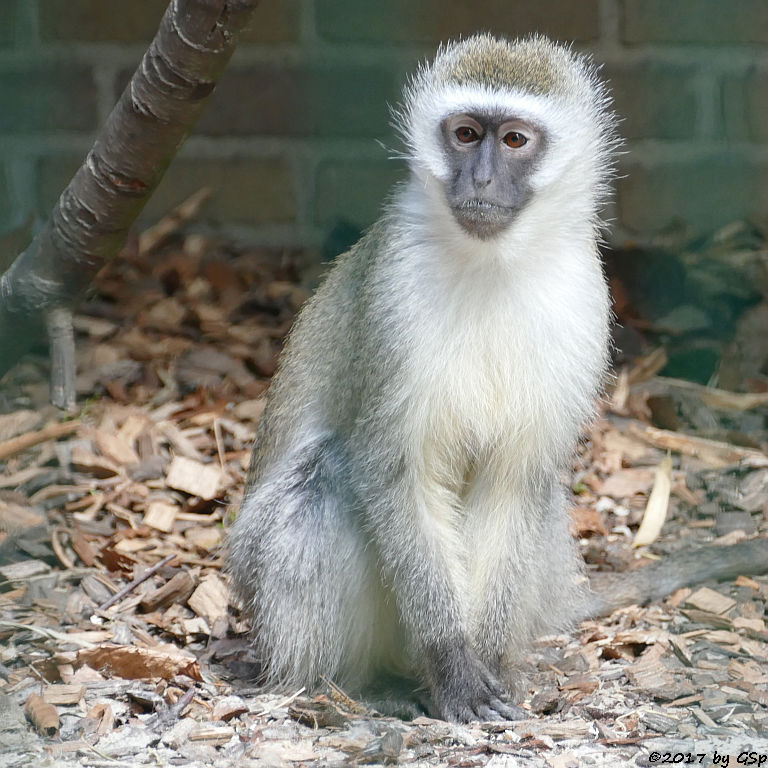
[{"left": 228, "top": 35, "right": 768, "bottom": 722}]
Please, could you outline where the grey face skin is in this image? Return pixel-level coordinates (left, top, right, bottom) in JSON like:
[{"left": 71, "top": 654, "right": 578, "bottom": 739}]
[{"left": 441, "top": 112, "right": 545, "bottom": 239}]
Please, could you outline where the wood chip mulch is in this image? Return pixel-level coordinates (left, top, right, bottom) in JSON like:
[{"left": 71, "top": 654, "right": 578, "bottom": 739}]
[{"left": 0, "top": 219, "right": 767, "bottom": 767}]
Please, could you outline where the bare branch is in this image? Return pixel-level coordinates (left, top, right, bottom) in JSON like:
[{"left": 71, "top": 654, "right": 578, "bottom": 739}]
[{"left": 0, "top": 0, "right": 258, "bottom": 379}]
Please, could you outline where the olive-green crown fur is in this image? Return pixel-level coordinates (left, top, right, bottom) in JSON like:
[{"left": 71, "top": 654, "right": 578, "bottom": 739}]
[{"left": 430, "top": 34, "right": 581, "bottom": 97}]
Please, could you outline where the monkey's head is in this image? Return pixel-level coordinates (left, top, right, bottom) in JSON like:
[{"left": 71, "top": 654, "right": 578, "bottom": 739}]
[{"left": 397, "top": 35, "right": 617, "bottom": 242}]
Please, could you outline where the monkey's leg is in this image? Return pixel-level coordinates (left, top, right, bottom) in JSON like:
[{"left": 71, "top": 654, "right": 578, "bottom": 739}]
[
  {"left": 228, "top": 438, "right": 381, "bottom": 690},
  {"left": 464, "top": 478, "right": 585, "bottom": 689},
  {"left": 355, "top": 458, "right": 522, "bottom": 722}
]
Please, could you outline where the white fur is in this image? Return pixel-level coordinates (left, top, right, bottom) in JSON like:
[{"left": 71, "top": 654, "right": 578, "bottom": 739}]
[
  {"left": 382, "top": 71, "right": 612, "bottom": 652},
  {"left": 407, "top": 84, "right": 601, "bottom": 194},
  {"left": 230, "top": 35, "right": 616, "bottom": 716}
]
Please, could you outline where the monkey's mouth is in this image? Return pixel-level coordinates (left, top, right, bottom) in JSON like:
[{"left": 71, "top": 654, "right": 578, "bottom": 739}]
[{"left": 451, "top": 200, "right": 515, "bottom": 240}]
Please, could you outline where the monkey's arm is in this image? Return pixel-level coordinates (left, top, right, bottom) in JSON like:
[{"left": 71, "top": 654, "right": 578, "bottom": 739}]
[{"left": 584, "top": 538, "right": 768, "bottom": 619}]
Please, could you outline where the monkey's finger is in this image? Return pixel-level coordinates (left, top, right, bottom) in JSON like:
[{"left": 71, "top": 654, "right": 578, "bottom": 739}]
[
  {"left": 476, "top": 665, "right": 513, "bottom": 696},
  {"left": 485, "top": 697, "right": 526, "bottom": 721},
  {"left": 448, "top": 703, "right": 477, "bottom": 723},
  {"left": 476, "top": 703, "right": 506, "bottom": 721}
]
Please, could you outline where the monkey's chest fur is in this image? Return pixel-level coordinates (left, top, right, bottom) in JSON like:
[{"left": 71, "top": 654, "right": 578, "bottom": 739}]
[
  {"left": 413, "top": 253, "right": 606, "bottom": 492},
  {"left": 393, "top": 249, "right": 608, "bottom": 629}
]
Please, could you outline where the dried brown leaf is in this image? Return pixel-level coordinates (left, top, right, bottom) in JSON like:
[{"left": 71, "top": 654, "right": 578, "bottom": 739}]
[
  {"left": 24, "top": 692, "right": 59, "bottom": 737},
  {"left": 77, "top": 643, "right": 202, "bottom": 681}
]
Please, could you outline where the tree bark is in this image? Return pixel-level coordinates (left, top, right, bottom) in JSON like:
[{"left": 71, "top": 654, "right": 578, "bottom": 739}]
[{"left": 0, "top": 0, "right": 258, "bottom": 381}]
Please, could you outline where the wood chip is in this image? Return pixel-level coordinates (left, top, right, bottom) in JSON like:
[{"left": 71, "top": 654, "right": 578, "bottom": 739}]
[
  {"left": 735, "top": 575, "right": 761, "bottom": 590},
  {"left": 667, "top": 693, "right": 702, "bottom": 707},
  {"left": 86, "top": 701, "right": 114, "bottom": 735},
  {"left": 625, "top": 644, "right": 678, "bottom": 699},
  {"left": 561, "top": 675, "right": 599, "bottom": 693},
  {"left": 571, "top": 506, "right": 609, "bottom": 537},
  {"left": 633, "top": 453, "right": 672, "bottom": 547},
  {"left": 690, "top": 708, "right": 717, "bottom": 728},
  {"left": 213, "top": 695, "right": 249, "bottom": 721},
  {"left": 118, "top": 413, "right": 152, "bottom": 444},
  {"left": 143, "top": 501, "right": 178, "bottom": 533},
  {"left": 42, "top": 684, "right": 85, "bottom": 705},
  {"left": 513, "top": 718, "right": 593, "bottom": 739},
  {"left": 680, "top": 608, "right": 734, "bottom": 629},
  {"left": 188, "top": 724, "right": 235, "bottom": 744},
  {"left": 91, "top": 429, "right": 140, "bottom": 465},
  {"left": 729, "top": 659, "right": 768, "bottom": 685},
  {"left": 232, "top": 398, "right": 266, "bottom": 423},
  {"left": 140, "top": 571, "right": 196, "bottom": 612},
  {"left": 139, "top": 187, "right": 212, "bottom": 255},
  {"left": 0, "top": 419, "right": 80, "bottom": 461},
  {"left": 71, "top": 530, "right": 99, "bottom": 567},
  {"left": 629, "top": 423, "right": 768, "bottom": 469},
  {"left": 734, "top": 616, "right": 767, "bottom": 633},
  {"left": 668, "top": 638, "right": 693, "bottom": 667},
  {"left": 703, "top": 629, "right": 740, "bottom": 648},
  {"left": 685, "top": 587, "right": 736, "bottom": 615},
  {"left": 72, "top": 314, "right": 118, "bottom": 339},
  {"left": 183, "top": 525, "right": 221, "bottom": 551},
  {"left": 598, "top": 468, "right": 656, "bottom": 498},
  {"left": 165, "top": 456, "right": 224, "bottom": 500},
  {"left": 159, "top": 422, "right": 206, "bottom": 462},
  {"left": 0, "top": 499, "right": 45, "bottom": 533},
  {"left": 701, "top": 388, "right": 768, "bottom": 411},
  {"left": 70, "top": 446, "right": 121, "bottom": 478},
  {"left": 0, "top": 560, "right": 51, "bottom": 581},
  {"left": 188, "top": 573, "right": 229, "bottom": 626},
  {"left": 0, "top": 410, "right": 45, "bottom": 441}
]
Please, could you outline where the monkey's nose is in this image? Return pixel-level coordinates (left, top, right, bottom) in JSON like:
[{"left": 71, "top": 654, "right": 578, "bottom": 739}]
[{"left": 472, "top": 173, "right": 493, "bottom": 189}]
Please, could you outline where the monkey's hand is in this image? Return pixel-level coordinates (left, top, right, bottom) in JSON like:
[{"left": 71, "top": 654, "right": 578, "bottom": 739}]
[{"left": 427, "top": 644, "right": 525, "bottom": 723}]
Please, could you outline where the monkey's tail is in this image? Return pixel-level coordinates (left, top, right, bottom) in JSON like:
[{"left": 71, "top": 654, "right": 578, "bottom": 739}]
[{"left": 583, "top": 537, "right": 768, "bottom": 619}]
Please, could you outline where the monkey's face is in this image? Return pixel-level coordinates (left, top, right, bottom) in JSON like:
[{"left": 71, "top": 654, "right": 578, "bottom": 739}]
[{"left": 440, "top": 112, "right": 545, "bottom": 240}]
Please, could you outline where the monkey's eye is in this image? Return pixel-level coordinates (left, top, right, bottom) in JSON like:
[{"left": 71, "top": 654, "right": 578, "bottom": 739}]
[
  {"left": 503, "top": 131, "right": 528, "bottom": 148},
  {"left": 455, "top": 126, "right": 480, "bottom": 144}
]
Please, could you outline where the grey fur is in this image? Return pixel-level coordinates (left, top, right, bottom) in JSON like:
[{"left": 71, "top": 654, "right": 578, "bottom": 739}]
[
  {"left": 229, "top": 34, "right": 613, "bottom": 721},
  {"left": 229, "top": 34, "right": 768, "bottom": 721}
]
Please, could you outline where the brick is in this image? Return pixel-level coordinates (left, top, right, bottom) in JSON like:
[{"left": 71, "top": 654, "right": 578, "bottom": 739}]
[
  {"left": 148, "top": 156, "right": 297, "bottom": 225},
  {"left": 0, "top": 163, "right": 12, "bottom": 231},
  {"left": 240, "top": 0, "right": 301, "bottom": 44},
  {"left": 38, "top": 153, "right": 297, "bottom": 227},
  {"left": 37, "top": 156, "right": 84, "bottom": 216},
  {"left": 0, "top": 66, "right": 97, "bottom": 133},
  {"left": 0, "top": 2, "right": 17, "bottom": 48},
  {"left": 315, "top": 159, "right": 406, "bottom": 228},
  {"left": 621, "top": 0, "right": 768, "bottom": 44},
  {"left": 317, "top": 0, "right": 600, "bottom": 44},
  {"left": 40, "top": 0, "right": 298, "bottom": 45},
  {"left": 723, "top": 69, "right": 768, "bottom": 143},
  {"left": 605, "top": 62, "right": 697, "bottom": 140},
  {"left": 616, "top": 157, "right": 768, "bottom": 235},
  {"left": 39, "top": 0, "right": 168, "bottom": 43},
  {"left": 195, "top": 63, "right": 398, "bottom": 138}
]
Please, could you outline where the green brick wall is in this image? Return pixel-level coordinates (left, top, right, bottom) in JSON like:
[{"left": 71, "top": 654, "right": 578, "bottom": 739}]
[
  {"left": 315, "top": 0, "right": 601, "bottom": 45},
  {"left": 1, "top": 0, "right": 767, "bottom": 249},
  {"left": 621, "top": 0, "right": 768, "bottom": 45},
  {"left": 0, "top": 65, "right": 98, "bottom": 133}
]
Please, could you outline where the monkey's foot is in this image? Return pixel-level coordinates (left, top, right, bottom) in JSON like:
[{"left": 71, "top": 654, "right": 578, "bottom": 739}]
[{"left": 428, "top": 648, "right": 525, "bottom": 723}]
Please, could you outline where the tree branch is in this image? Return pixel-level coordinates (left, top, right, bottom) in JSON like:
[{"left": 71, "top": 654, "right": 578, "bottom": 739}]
[{"left": 0, "top": 0, "right": 258, "bottom": 380}]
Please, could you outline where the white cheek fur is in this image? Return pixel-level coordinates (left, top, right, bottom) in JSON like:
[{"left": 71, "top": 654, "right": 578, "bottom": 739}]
[{"left": 399, "top": 82, "right": 611, "bottom": 213}]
